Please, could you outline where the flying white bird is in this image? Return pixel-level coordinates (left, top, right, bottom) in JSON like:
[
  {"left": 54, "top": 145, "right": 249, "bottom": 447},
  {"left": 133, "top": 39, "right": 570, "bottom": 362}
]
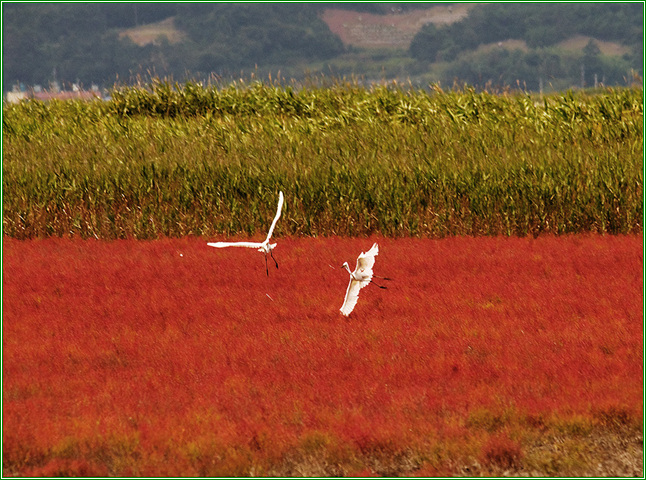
[
  {"left": 208, "top": 191, "right": 284, "bottom": 276},
  {"left": 340, "top": 243, "right": 389, "bottom": 316}
]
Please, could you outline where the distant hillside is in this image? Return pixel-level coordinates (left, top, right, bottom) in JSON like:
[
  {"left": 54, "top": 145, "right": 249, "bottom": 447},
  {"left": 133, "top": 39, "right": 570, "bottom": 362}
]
[
  {"left": 2, "top": 3, "right": 642, "bottom": 93},
  {"left": 408, "top": 3, "right": 642, "bottom": 90}
]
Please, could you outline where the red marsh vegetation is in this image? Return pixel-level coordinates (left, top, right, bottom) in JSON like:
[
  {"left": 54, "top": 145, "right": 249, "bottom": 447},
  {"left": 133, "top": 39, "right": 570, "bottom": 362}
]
[{"left": 2, "top": 234, "right": 643, "bottom": 476}]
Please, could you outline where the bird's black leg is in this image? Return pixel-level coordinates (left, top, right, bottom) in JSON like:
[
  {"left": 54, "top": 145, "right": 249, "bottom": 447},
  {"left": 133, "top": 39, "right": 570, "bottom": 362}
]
[
  {"left": 373, "top": 274, "right": 392, "bottom": 281},
  {"left": 270, "top": 250, "right": 279, "bottom": 269},
  {"left": 371, "top": 281, "right": 388, "bottom": 290},
  {"left": 264, "top": 253, "right": 269, "bottom": 276}
]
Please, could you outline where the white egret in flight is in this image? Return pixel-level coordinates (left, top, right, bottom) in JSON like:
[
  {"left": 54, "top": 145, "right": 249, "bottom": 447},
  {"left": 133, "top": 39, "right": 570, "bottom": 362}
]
[
  {"left": 340, "top": 243, "right": 389, "bottom": 316},
  {"left": 208, "top": 191, "right": 284, "bottom": 276}
]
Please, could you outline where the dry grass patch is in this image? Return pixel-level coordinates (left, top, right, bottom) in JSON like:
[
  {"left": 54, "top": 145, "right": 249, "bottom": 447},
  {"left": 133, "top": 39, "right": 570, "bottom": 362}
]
[
  {"left": 556, "top": 34, "right": 631, "bottom": 56},
  {"left": 118, "top": 17, "right": 186, "bottom": 46}
]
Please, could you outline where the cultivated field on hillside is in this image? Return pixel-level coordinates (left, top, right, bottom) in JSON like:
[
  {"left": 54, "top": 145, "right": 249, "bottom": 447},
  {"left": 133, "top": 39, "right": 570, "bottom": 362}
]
[
  {"left": 3, "top": 235, "right": 643, "bottom": 476},
  {"left": 320, "top": 4, "right": 471, "bottom": 49},
  {"left": 118, "top": 17, "right": 186, "bottom": 46}
]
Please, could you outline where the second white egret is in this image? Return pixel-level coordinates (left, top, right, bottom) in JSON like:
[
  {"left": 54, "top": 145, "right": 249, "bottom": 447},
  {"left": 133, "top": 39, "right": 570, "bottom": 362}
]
[{"left": 340, "top": 243, "right": 389, "bottom": 316}]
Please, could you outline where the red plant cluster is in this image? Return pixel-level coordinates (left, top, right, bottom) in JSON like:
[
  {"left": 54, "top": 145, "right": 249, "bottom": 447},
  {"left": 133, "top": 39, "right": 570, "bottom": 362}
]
[
  {"left": 480, "top": 431, "right": 523, "bottom": 470},
  {"left": 3, "top": 234, "right": 643, "bottom": 475}
]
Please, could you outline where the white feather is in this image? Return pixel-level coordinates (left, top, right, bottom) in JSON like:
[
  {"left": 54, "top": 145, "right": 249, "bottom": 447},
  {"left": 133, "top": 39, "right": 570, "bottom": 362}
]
[{"left": 340, "top": 243, "right": 379, "bottom": 316}]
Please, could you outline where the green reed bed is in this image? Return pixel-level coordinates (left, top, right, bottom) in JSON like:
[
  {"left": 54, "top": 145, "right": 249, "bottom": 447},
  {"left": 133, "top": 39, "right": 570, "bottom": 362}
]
[{"left": 3, "top": 80, "right": 642, "bottom": 239}]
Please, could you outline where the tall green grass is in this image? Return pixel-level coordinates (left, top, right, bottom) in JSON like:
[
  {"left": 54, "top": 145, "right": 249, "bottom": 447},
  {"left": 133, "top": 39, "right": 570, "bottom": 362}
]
[{"left": 3, "top": 80, "right": 642, "bottom": 239}]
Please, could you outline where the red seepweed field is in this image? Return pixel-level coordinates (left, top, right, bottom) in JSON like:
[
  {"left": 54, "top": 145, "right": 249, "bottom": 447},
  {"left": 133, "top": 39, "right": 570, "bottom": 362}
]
[{"left": 2, "top": 234, "right": 643, "bottom": 476}]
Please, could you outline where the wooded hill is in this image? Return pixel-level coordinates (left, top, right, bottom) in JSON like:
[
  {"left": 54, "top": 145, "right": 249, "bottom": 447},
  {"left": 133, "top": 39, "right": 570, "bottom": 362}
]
[{"left": 3, "top": 3, "right": 642, "bottom": 92}]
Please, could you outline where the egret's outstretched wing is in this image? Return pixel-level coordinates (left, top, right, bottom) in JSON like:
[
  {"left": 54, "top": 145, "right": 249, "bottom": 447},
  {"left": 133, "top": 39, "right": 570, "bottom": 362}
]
[
  {"left": 207, "top": 241, "right": 264, "bottom": 249},
  {"left": 340, "top": 278, "right": 362, "bottom": 316},
  {"left": 355, "top": 243, "right": 379, "bottom": 279},
  {"left": 265, "top": 191, "right": 284, "bottom": 243}
]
